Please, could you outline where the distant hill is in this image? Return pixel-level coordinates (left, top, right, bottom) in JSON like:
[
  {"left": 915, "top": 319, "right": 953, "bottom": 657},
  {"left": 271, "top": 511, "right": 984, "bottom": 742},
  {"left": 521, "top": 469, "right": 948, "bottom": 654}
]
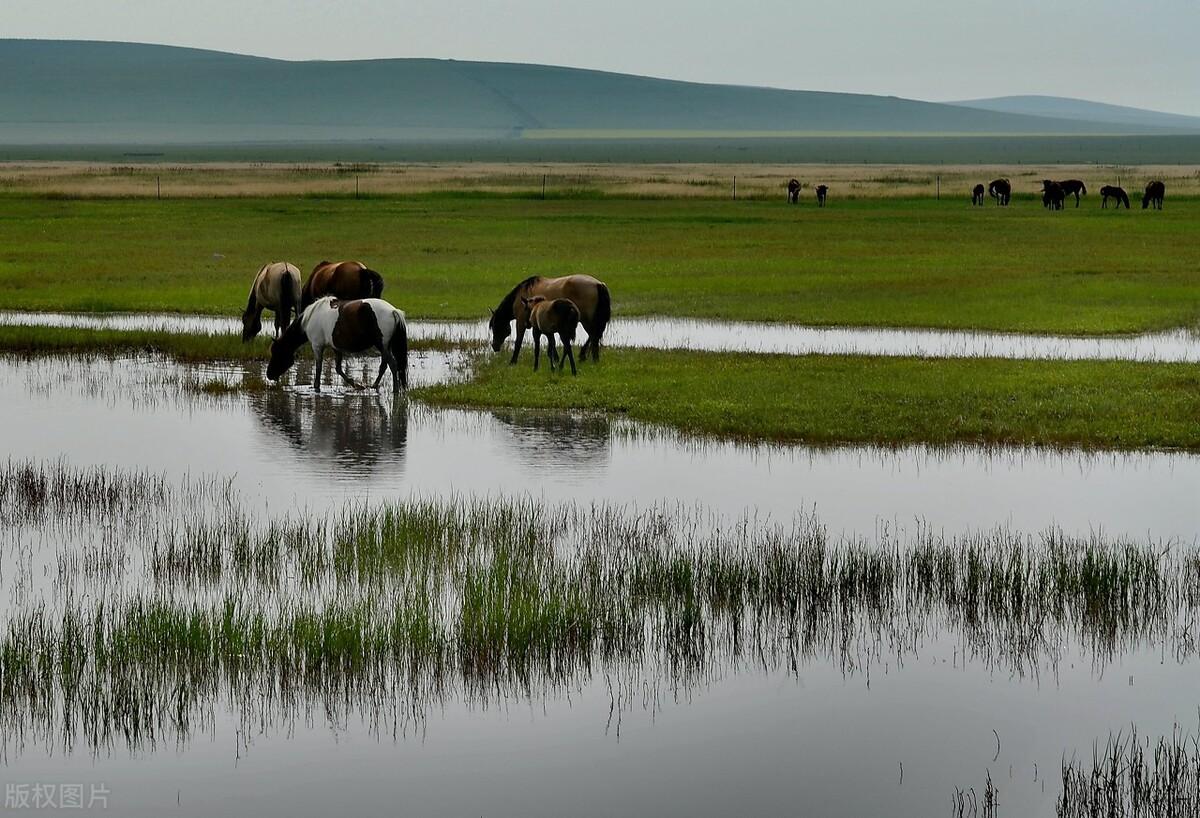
[
  {"left": 2, "top": 40, "right": 1195, "bottom": 145},
  {"left": 950, "top": 95, "right": 1200, "bottom": 132}
]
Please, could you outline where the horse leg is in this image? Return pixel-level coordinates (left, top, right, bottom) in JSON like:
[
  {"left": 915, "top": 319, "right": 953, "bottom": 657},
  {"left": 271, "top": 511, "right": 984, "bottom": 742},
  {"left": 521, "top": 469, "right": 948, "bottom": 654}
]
[
  {"left": 313, "top": 346, "right": 325, "bottom": 393},
  {"left": 509, "top": 323, "right": 527, "bottom": 365},
  {"left": 372, "top": 357, "right": 388, "bottom": 389},
  {"left": 335, "top": 351, "right": 363, "bottom": 389},
  {"left": 547, "top": 335, "right": 559, "bottom": 371},
  {"left": 563, "top": 337, "right": 577, "bottom": 376},
  {"left": 532, "top": 331, "right": 541, "bottom": 371}
]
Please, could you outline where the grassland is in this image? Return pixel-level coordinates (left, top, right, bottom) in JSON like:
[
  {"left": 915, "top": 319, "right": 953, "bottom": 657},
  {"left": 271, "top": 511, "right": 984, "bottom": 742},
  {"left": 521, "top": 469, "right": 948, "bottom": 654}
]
[
  {"left": 415, "top": 350, "right": 1200, "bottom": 450},
  {"left": 2, "top": 190, "right": 1198, "bottom": 334}
]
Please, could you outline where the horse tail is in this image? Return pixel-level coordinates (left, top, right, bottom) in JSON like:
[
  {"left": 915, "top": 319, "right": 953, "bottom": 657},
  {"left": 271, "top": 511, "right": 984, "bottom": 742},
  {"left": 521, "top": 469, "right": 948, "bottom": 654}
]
[
  {"left": 362, "top": 267, "right": 385, "bottom": 299},
  {"left": 390, "top": 311, "right": 408, "bottom": 389},
  {"left": 1079, "top": 182, "right": 1087, "bottom": 195},
  {"left": 278, "top": 271, "right": 297, "bottom": 327}
]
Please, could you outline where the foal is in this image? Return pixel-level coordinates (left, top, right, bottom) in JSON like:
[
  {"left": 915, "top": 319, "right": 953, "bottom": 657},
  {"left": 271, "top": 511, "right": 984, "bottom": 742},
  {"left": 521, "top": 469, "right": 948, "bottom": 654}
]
[
  {"left": 267, "top": 296, "right": 408, "bottom": 393},
  {"left": 1100, "top": 185, "right": 1130, "bottom": 209},
  {"left": 521, "top": 296, "right": 580, "bottom": 376},
  {"left": 971, "top": 184, "right": 986, "bottom": 206}
]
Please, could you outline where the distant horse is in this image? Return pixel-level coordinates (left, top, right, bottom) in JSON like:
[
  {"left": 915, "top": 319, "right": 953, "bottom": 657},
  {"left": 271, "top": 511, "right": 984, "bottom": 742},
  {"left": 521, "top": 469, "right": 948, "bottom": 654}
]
[
  {"left": 1059, "top": 179, "right": 1087, "bottom": 207},
  {"left": 815, "top": 185, "right": 829, "bottom": 207},
  {"left": 489, "top": 274, "right": 610, "bottom": 363},
  {"left": 1143, "top": 181, "right": 1165, "bottom": 210},
  {"left": 1100, "top": 185, "right": 1130, "bottom": 209},
  {"left": 521, "top": 295, "right": 580, "bottom": 376},
  {"left": 971, "top": 184, "right": 986, "bottom": 206},
  {"left": 267, "top": 296, "right": 408, "bottom": 394},
  {"left": 787, "top": 179, "right": 802, "bottom": 204},
  {"left": 301, "top": 261, "right": 384, "bottom": 310},
  {"left": 988, "top": 179, "right": 1011, "bottom": 206},
  {"left": 1041, "top": 180, "right": 1066, "bottom": 211},
  {"left": 242, "top": 261, "right": 302, "bottom": 342}
]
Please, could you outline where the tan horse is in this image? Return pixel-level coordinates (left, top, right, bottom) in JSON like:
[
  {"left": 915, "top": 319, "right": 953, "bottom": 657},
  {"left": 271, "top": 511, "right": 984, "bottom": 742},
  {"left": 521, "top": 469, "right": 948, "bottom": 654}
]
[
  {"left": 301, "top": 261, "right": 384, "bottom": 309},
  {"left": 489, "top": 274, "right": 610, "bottom": 363},
  {"left": 521, "top": 295, "right": 580, "bottom": 375},
  {"left": 242, "top": 262, "right": 302, "bottom": 342}
]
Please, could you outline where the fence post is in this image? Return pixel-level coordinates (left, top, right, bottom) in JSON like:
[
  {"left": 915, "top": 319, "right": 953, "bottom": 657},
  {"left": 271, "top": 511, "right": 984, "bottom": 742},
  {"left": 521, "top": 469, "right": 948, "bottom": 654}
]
[
  {"left": 355, "top": 175, "right": 360, "bottom": 199},
  {"left": 542, "top": 174, "right": 547, "bottom": 200},
  {"left": 936, "top": 175, "right": 940, "bottom": 200},
  {"left": 732, "top": 176, "right": 737, "bottom": 200},
  {"left": 156, "top": 176, "right": 161, "bottom": 200}
]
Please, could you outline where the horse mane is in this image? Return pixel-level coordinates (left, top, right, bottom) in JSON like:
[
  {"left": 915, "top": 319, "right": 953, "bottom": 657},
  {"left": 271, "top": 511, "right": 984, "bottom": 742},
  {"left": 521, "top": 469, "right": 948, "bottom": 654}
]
[{"left": 495, "top": 276, "right": 544, "bottom": 320}]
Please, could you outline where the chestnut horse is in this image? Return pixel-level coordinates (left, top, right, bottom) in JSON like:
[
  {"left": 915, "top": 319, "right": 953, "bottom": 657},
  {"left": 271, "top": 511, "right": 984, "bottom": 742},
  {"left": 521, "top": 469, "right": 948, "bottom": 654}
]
[
  {"left": 301, "top": 261, "right": 384, "bottom": 309},
  {"left": 521, "top": 296, "right": 580, "bottom": 375},
  {"left": 242, "top": 261, "right": 302, "bottom": 342},
  {"left": 489, "top": 274, "right": 610, "bottom": 363},
  {"left": 267, "top": 296, "right": 408, "bottom": 394}
]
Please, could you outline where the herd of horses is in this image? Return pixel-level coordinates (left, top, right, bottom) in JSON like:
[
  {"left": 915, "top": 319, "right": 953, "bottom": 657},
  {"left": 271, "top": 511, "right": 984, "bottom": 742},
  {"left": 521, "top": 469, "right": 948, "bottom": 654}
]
[
  {"left": 968, "top": 178, "right": 1166, "bottom": 210},
  {"left": 787, "top": 179, "right": 830, "bottom": 207},
  {"left": 242, "top": 261, "right": 612, "bottom": 392}
]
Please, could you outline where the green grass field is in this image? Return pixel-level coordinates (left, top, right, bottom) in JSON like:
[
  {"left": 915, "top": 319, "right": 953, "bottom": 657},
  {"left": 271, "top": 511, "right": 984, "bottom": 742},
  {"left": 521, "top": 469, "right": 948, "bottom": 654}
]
[
  {"left": 416, "top": 350, "right": 1200, "bottom": 450},
  {"left": 2, "top": 195, "right": 1198, "bottom": 334}
]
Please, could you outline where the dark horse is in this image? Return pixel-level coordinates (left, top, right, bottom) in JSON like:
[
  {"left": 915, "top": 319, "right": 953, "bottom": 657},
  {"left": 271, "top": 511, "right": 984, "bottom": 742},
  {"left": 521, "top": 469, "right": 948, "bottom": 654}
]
[
  {"left": 971, "top": 184, "right": 986, "bottom": 206},
  {"left": 1100, "top": 185, "right": 1130, "bottom": 209},
  {"left": 489, "top": 275, "right": 610, "bottom": 363},
  {"left": 988, "top": 179, "right": 1011, "bottom": 206},
  {"left": 1059, "top": 179, "right": 1087, "bottom": 207},
  {"left": 1143, "top": 181, "right": 1165, "bottom": 210},
  {"left": 1041, "top": 180, "right": 1066, "bottom": 211},
  {"left": 815, "top": 185, "right": 829, "bottom": 207},
  {"left": 521, "top": 295, "right": 580, "bottom": 376},
  {"left": 301, "top": 261, "right": 385, "bottom": 310},
  {"left": 267, "top": 296, "right": 408, "bottom": 394},
  {"left": 787, "top": 179, "right": 802, "bottom": 204}
]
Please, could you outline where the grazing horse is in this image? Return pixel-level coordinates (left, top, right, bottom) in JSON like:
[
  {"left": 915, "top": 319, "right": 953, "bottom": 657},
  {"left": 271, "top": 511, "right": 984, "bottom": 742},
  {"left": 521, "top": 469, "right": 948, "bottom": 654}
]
[
  {"left": 971, "top": 184, "right": 986, "bottom": 206},
  {"left": 815, "top": 185, "right": 829, "bottom": 207},
  {"left": 489, "top": 274, "right": 610, "bottom": 363},
  {"left": 1041, "top": 180, "right": 1066, "bottom": 211},
  {"left": 301, "top": 261, "right": 384, "bottom": 310},
  {"left": 1143, "top": 181, "right": 1165, "bottom": 210},
  {"left": 1059, "top": 179, "right": 1087, "bottom": 207},
  {"left": 1100, "top": 185, "right": 1130, "bottom": 209},
  {"left": 267, "top": 296, "right": 408, "bottom": 394},
  {"left": 988, "top": 179, "right": 1011, "bottom": 206},
  {"left": 521, "top": 296, "right": 580, "bottom": 376},
  {"left": 242, "top": 262, "right": 302, "bottom": 342},
  {"left": 787, "top": 179, "right": 802, "bottom": 204}
]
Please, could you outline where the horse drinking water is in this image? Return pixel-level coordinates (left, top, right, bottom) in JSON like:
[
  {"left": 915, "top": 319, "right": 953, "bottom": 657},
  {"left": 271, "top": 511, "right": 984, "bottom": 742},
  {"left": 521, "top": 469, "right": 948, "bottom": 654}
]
[
  {"left": 242, "top": 262, "right": 302, "bottom": 341},
  {"left": 521, "top": 296, "right": 580, "bottom": 376},
  {"left": 301, "top": 261, "right": 385, "bottom": 309},
  {"left": 489, "top": 274, "right": 611, "bottom": 363},
  {"left": 266, "top": 296, "right": 408, "bottom": 394}
]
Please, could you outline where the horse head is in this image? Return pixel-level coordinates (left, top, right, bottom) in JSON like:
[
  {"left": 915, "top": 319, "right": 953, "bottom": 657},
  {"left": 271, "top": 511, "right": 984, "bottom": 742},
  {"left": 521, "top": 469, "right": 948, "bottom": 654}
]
[
  {"left": 241, "top": 307, "right": 263, "bottom": 343},
  {"left": 488, "top": 307, "right": 511, "bottom": 352}
]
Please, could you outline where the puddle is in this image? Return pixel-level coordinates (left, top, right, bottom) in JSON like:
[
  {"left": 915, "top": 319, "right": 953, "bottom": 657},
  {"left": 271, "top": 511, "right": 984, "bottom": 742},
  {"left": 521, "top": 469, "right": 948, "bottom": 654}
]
[
  {"left": 2, "top": 352, "right": 1199, "bottom": 818},
  {"left": 4, "top": 310, "right": 1200, "bottom": 362}
]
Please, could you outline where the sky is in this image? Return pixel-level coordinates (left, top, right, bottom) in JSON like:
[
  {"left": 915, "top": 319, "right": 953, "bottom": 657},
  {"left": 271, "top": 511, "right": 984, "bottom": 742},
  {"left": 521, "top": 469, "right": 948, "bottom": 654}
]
[{"left": 6, "top": 0, "right": 1200, "bottom": 115}]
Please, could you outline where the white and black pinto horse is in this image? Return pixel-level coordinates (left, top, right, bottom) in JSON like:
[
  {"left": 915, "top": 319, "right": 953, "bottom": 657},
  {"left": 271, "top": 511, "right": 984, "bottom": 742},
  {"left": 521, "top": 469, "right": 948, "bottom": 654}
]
[{"left": 266, "top": 296, "right": 408, "bottom": 393}]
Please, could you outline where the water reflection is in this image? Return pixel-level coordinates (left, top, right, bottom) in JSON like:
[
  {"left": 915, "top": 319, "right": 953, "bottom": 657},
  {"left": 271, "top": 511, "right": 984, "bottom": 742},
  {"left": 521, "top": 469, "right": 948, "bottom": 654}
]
[{"left": 489, "top": 408, "right": 614, "bottom": 473}]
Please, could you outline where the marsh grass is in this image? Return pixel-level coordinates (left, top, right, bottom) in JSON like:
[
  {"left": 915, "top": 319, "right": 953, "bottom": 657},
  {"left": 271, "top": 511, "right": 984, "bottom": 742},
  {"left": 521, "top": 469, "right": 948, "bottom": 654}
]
[{"left": 3, "top": 460, "right": 1199, "bottom": 755}]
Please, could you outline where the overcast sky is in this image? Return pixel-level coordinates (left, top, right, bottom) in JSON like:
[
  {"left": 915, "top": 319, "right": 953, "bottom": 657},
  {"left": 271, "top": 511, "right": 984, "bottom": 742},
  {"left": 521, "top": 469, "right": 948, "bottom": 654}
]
[{"left": 7, "top": 0, "right": 1199, "bottom": 115}]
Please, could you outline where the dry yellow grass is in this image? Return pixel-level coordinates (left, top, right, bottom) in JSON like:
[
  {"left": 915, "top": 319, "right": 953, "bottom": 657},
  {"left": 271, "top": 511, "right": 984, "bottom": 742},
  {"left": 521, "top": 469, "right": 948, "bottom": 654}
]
[{"left": 1, "top": 161, "right": 1197, "bottom": 199}]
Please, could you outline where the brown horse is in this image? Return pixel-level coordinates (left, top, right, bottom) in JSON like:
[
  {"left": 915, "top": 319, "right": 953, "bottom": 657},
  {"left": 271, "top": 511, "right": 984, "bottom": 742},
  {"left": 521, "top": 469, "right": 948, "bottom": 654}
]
[
  {"left": 521, "top": 296, "right": 580, "bottom": 375},
  {"left": 301, "top": 261, "right": 384, "bottom": 309},
  {"left": 1041, "top": 180, "right": 1066, "bottom": 211},
  {"left": 815, "top": 185, "right": 829, "bottom": 207},
  {"left": 1100, "top": 185, "right": 1130, "bottom": 209},
  {"left": 971, "top": 184, "right": 986, "bottom": 206},
  {"left": 489, "top": 274, "right": 610, "bottom": 363},
  {"left": 988, "top": 179, "right": 1011, "bottom": 206},
  {"left": 1059, "top": 179, "right": 1087, "bottom": 207},
  {"left": 787, "top": 179, "right": 802, "bottom": 204},
  {"left": 242, "top": 261, "right": 302, "bottom": 342}
]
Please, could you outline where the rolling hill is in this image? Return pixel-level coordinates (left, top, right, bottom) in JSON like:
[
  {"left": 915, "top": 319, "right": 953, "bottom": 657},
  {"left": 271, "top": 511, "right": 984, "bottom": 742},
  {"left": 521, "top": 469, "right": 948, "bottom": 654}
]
[
  {"left": 3, "top": 39, "right": 1196, "bottom": 146},
  {"left": 950, "top": 95, "right": 1200, "bottom": 132}
]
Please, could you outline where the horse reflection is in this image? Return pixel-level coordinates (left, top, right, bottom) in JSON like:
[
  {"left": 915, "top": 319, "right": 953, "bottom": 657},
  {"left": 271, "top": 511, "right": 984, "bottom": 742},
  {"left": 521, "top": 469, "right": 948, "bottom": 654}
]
[
  {"left": 251, "top": 368, "right": 408, "bottom": 474},
  {"left": 490, "top": 408, "right": 613, "bottom": 471}
]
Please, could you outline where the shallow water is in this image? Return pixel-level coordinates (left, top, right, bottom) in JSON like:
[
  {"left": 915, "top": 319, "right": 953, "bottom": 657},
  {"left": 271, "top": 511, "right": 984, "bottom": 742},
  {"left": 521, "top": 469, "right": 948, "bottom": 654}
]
[
  {"left": 2, "top": 352, "right": 1199, "bottom": 818},
  {"left": 5, "top": 309, "right": 1200, "bottom": 362}
]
